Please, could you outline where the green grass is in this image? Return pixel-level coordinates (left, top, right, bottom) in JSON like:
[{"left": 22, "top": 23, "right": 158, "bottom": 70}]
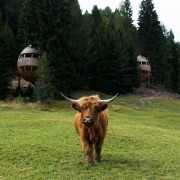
[{"left": 0, "top": 94, "right": 180, "bottom": 179}]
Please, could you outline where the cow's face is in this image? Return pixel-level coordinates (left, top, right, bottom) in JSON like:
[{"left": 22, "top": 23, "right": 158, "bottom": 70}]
[{"left": 72, "top": 98, "right": 108, "bottom": 127}]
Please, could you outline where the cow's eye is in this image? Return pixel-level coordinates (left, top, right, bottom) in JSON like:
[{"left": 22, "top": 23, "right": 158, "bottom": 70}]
[
  {"left": 95, "top": 106, "right": 100, "bottom": 112},
  {"left": 80, "top": 106, "right": 84, "bottom": 112}
]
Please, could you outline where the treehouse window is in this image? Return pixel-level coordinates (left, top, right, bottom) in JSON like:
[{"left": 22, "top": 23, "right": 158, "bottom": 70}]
[
  {"left": 32, "top": 54, "right": 40, "bottom": 58},
  {"left": 25, "top": 53, "right": 33, "bottom": 58},
  {"left": 31, "top": 66, "right": 37, "bottom": 71},
  {"left": 25, "top": 66, "right": 31, "bottom": 71}
]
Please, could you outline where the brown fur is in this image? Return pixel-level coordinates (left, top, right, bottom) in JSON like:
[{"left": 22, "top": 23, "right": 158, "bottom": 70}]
[{"left": 72, "top": 95, "right": 108, "bottom": 165}]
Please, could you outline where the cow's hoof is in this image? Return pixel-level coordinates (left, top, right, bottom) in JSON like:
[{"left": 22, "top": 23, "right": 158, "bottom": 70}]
[
  {"left": 95, "top": 156, "right": 101, "bottom": 163},
  {"left": 88, "top": 160, "right": 95, "bottom": 166}
]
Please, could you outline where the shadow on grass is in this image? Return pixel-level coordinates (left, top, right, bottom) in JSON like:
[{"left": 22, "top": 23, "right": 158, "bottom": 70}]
[{"left": 100, "top": 153, "right": 161, "bottom": 170}]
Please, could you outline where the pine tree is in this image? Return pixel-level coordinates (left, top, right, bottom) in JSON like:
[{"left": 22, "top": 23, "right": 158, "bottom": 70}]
[
  {"left": 104, "top": 19, "right": 132, "bottom": 93},
  {"left": 88, "top": 5, "right": 106, "bottom": 90},
  {"left": 138, "top": 0, "right": 165, "bottom": 85},
  {"left": 0, "top": 0, "right": 23, "bottom": 34},
  {"left": 119, "top": 1, "right": 140, "bottom": 88},
  {"left": 177, "top": 60, "right": 180, "bottom": 94},
  {"left": 67, "top": 0, "right": 86, "bottom": 88},
  {"left": 102, "top": 11, "right": 139, "bottom": 94},
  {"left": 34, "top": 52, "right": 54, "bottom": 101},
  {"left": 84, "top": 5, "right": 140, "bottom": 94},
  {"left": 101, "top": 6, "right": 112, "bottom": 25},
  {"left": 79, "top": 11, "right": 92, "bottom": 86},
  {"left": 17, "top": 0, "right": 45, "bottom": 49},
  {"left": 177, "top": 42, "right": 180, "bottom": 93},
  {"left": 164, "top": 30, "right": 179, "bottom": 91},
  {"left": 0, "top": 12, "right": 16, "bottom": 99},
  {"left": 45, "top": 0, "right": 79, "bottom": 94},
  {"left": 120, "top": 0, "right": 133, "bottom": 23}
]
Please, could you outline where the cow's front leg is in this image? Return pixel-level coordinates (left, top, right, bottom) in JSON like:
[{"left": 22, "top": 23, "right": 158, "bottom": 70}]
[
  {"left": 82, "top": 141, "right": 94, "bottom": 165},
  {"left": 95, "top": 139, "right": 103, "bottom": 163}
]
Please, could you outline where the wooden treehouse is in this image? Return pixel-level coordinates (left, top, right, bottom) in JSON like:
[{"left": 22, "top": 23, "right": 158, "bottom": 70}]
[
  {"left": 17, "top": 45, "right": 43, "bottom": 83},
  {"left": 137, "top": 55, "right": 151, "bottom": 82}
]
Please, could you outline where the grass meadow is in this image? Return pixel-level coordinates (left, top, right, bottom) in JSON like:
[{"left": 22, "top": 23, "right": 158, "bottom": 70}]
[{"left": 0, "top": 93, "right": 180, "bottom": 179}]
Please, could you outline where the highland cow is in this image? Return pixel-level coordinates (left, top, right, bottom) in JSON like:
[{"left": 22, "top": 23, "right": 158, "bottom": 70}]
[{"left": 60, "top": 92, "right": 118, "bottom": 165}]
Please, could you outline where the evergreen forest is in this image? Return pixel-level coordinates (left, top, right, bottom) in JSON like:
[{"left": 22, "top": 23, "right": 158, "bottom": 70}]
[{"left": 0, "top": 0, "right": 180, "bottom": 100}]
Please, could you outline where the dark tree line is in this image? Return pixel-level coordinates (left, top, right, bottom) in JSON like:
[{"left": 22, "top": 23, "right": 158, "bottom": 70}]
[{"left": 0, "top": 0, "right": 179, "bottom": 99}]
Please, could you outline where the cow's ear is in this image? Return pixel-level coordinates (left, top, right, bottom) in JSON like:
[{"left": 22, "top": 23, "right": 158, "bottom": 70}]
[
  {"left": 98, "top": 102, "right": 108, "bottom": 112},
  {"left": 72, "top": 102, "right": 80, "bottom": 111}
]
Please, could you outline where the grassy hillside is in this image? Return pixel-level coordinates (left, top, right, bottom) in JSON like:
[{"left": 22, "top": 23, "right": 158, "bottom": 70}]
[{"left": 0, "top": 93, "right": 180, "bottom": 179}]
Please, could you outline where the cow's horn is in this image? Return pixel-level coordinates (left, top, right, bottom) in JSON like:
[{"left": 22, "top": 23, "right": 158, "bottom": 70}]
[
  {"left": 60, "top": 92, "right": 79, "bottom": 102},
  {"left": 99, "top": 93, "right": 119, "bottom": 103}
]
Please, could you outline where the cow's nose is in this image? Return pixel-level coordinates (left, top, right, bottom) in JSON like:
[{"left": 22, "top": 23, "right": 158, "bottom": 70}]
[{"left": 83, "top": 117, "right": 94, "bottom": 125}]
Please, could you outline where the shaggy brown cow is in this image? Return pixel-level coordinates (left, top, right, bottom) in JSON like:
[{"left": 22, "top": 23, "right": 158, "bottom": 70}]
[{"left": 60, "top": 92, "right": 118, "bottom": 165}]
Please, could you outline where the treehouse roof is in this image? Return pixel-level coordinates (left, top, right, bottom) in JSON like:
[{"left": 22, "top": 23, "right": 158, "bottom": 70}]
[
  {"left": 20, "top": 45, "right": 43, "bottom": 56},
  {"left": 137, "top": 55, "right": 149, "bottom": 63}
]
